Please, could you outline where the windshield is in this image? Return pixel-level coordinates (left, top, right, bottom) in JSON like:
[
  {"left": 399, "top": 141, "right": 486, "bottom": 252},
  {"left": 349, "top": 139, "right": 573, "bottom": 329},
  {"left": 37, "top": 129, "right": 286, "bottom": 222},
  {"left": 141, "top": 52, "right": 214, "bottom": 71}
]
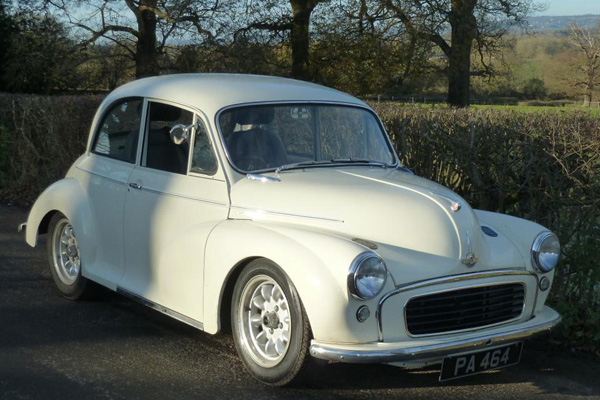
[{"left": 219, "top": 104, "right": 396, "bottom": 173}]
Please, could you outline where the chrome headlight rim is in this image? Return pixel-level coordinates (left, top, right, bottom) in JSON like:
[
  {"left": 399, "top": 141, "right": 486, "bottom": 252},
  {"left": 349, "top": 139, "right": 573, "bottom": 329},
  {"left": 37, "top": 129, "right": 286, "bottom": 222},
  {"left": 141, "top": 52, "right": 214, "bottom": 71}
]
[
  {"left": 347, "top": 252, "right": 388, "bottom": 301},
  {"left": 531, "top": 231, "right": 560, "bottom": 273}
]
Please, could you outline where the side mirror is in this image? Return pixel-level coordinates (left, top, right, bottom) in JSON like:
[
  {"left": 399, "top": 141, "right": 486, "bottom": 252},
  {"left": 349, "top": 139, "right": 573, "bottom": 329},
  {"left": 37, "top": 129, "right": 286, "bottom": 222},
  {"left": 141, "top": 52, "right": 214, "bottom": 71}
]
[{"left": 169, "top": 124, "right": 192, "bottom": 145}]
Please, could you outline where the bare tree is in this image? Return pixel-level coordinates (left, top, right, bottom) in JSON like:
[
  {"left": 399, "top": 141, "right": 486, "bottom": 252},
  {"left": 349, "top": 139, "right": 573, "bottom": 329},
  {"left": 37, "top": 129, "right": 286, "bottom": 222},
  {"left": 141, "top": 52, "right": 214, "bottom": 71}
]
[
  {"left": 382, "top": 0, "right": 537, "bottom": 107},
  {"left": 41, "top": 0, "right": 223, "bottom": 78},
  {"left": 309, "top": 0, "right": 437, "bottom": 95},
  {"left": 570, "top": 23, "right": 600, "bottom": 107},
  {"left": 236, "top": 0, "right": 327, "bottom": 81}
]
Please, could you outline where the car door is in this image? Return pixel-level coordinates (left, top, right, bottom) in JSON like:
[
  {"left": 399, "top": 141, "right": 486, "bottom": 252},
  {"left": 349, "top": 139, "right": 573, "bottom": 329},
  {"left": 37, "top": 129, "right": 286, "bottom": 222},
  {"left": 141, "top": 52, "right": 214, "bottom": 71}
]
[
  {"left": 77, "top": 98, "right": 143, "bottom": 288},
  {"left": 119, "top": 100, "right": 229, "bottom": 325}
]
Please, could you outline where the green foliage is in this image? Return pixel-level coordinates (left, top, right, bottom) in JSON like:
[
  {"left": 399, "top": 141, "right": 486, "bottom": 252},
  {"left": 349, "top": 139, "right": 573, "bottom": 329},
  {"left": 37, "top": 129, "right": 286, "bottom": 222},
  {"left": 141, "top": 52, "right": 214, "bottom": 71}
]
[
  {"left": 521, "top": 78, "right": 547, "bottom": 100},
  {"left": 0, "top": 0, "right": 17, "bottom": 91},
  {"left": 3, "top": 11, "right": 85, "bottom": 94},
  {"left": 374, "top": 103, "right": 600, "bottom": 350}
]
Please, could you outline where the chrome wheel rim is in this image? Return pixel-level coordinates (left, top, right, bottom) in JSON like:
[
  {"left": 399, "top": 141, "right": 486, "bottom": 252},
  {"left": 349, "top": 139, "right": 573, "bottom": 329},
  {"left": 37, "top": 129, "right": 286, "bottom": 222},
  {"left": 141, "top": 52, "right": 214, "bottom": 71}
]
[
  {"left": 239, "top": 275, "right": 291, "bottom": 368},
  {"left": 52, "top": 219, "right": 80, "bottom": 286}
]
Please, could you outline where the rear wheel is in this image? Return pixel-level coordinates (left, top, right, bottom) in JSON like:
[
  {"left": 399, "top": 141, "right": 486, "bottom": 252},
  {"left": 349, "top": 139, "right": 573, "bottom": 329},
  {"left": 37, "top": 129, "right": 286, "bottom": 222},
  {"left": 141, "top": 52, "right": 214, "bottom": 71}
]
[
  {"left": 231, "top": 259, "right": 312, "bottom": 386},
  {"left": 47, "top": 213, "right": 94, "bottom": 300}
]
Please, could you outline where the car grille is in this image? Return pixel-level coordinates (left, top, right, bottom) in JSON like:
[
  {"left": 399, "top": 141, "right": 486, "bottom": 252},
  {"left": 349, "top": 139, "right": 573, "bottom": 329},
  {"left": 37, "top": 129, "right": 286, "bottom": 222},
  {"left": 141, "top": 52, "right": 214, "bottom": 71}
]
[{"left": 405, "top": 283, "right": 525, "bottom": 335}]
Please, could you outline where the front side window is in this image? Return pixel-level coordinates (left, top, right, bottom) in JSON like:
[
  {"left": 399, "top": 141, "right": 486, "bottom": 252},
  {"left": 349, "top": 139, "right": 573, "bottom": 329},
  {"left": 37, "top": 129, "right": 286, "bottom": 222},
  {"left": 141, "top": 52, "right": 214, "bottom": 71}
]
[
  {"left": 142, "top": 102, "right": 193, "bottom": 175},
  {"left": 220, "top": 104, "right": 395, "bottom": 172},
  {"left": 92, "top": 99, "right": 142, "bottom": 163}
]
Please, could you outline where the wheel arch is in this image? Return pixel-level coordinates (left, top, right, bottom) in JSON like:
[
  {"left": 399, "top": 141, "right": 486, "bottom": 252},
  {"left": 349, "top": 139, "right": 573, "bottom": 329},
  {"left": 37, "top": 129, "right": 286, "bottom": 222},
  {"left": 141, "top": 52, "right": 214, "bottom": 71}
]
[
  {"left": 218, "top": 256, "right": 260, "bottom": 333},
  {"left": 204, "top": 220, "right": 380, "bottom": 343},
  {"left": 38, "top": 209, "right": 60, "bottom": 236},
  {"left": 25, "top": 178, "right": 96, "bottom": 264}
]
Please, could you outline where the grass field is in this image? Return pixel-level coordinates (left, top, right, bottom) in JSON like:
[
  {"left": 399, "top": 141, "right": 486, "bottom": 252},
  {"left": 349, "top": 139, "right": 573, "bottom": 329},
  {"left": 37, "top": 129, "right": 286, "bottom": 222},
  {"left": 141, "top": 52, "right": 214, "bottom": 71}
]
[
  {"left": 472, "top": 104, "right": 600, "bottom": 116},
  {"left": 373, "top": 101, "right": 600, "bottom": 116}
]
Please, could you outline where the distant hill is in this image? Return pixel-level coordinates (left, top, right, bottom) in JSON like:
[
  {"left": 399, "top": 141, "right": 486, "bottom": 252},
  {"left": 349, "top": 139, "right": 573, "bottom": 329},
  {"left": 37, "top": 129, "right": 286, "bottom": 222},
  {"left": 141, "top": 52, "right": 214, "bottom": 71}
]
[{"left": 525, "top": 15, "right": 600, "bottom": 31}]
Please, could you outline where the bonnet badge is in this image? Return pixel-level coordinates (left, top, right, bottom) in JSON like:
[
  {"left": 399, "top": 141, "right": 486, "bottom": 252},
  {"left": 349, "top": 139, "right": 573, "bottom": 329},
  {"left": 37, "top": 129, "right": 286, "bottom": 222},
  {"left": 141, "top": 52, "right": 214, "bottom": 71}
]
[{"left": 461, "top": 230, "right": 478, "bottom": 267}]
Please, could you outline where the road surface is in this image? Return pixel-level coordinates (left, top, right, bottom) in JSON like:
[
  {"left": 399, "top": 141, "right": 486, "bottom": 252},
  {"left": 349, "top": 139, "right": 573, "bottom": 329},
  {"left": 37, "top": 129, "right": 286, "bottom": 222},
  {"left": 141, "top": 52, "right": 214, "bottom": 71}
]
[{"left": 1, "top": 204, "right": 599, "bottom": 399}]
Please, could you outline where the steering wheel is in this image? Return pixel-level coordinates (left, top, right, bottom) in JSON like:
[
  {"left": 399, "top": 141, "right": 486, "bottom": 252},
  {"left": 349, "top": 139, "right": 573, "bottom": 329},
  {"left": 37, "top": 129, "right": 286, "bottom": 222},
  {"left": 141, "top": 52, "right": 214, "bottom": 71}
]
[{"left": 236, "top": 156, "right": 268, "bottom": 171}]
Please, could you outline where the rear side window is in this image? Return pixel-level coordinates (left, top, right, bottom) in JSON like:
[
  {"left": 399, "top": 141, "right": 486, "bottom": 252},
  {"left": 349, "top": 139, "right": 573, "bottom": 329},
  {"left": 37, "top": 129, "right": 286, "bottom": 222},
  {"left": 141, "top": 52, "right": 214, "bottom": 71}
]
[{"left": 92, "top": 99, "right": 143, "bottom": 163}]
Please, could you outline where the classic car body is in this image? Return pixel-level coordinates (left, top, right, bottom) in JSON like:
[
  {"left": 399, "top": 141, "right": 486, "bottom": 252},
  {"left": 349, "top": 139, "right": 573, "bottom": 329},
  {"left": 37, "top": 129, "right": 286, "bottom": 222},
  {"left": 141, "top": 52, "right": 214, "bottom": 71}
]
[{"left": 23, "top": 74, "right": 561, "bottom": 385}]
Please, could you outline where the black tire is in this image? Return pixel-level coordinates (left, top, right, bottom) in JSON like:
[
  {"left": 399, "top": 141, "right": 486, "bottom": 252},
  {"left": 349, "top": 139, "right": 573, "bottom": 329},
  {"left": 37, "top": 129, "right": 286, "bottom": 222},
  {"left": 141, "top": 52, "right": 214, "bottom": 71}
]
[
  {"left": 231, "top": 258, "right": 312, "bottom": 386},
  {"left": 46, "top": 212, "right": 94, "bottom": 300}
]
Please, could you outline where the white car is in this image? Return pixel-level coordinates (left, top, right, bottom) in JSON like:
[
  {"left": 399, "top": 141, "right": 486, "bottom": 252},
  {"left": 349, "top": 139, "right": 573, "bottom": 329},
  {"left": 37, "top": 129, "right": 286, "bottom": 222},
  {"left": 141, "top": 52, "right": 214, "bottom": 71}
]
[{"left": 22, "top": 74, "right": 561, "bottom": 385}]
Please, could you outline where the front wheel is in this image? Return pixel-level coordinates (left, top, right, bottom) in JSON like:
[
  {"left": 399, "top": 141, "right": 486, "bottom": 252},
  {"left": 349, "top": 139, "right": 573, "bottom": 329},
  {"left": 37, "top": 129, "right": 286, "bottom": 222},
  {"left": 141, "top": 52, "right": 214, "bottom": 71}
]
[
  {"left": 46, "top": 213, "right": 94, "bottom": 300},
  {"left": 231, "top": 259, "right": 312, "bottom": 386}
]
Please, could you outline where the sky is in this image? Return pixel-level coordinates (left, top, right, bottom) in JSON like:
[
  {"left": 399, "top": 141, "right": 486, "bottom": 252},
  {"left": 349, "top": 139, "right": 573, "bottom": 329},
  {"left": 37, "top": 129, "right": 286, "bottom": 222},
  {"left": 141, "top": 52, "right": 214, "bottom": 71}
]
[{"left": 536, "top": 0, "right": 599, "bottom": 16}]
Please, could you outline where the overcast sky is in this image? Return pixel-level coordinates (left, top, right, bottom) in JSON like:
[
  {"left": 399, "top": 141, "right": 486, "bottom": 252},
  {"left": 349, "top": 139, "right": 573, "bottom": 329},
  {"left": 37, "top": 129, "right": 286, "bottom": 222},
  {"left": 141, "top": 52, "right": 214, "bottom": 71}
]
[{"left": 537, "top": 0, "right": 599, "bottom": 16}]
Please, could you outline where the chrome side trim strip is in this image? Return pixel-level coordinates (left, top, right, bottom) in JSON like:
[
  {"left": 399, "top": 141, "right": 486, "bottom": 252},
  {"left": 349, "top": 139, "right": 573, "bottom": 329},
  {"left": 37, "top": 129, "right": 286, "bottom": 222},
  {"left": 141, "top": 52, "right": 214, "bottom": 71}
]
[
  {"left": 310, "top": 306, "right": 561, "bottom": 364},
  {"left": 138, "top": 186, "right": 228, "bottom": 207},
  {"left": 116, "top": 287, "right": 204, "bottom": 331},
  {"left": 230, "top": 206, "right": 344, "bottom": 223},
  {"left": 77, "top": 167, "right": 127, "bottom": 186},
  {"left": 376, "top": 269, "right": 536, "bottom": 342}
]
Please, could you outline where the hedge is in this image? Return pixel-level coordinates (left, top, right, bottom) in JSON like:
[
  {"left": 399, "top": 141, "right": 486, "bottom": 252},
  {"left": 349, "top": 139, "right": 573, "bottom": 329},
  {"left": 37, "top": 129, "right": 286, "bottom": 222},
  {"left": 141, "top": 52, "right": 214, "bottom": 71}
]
[{"left": 1, "top": 94, "right": 598, "bottom": 351}]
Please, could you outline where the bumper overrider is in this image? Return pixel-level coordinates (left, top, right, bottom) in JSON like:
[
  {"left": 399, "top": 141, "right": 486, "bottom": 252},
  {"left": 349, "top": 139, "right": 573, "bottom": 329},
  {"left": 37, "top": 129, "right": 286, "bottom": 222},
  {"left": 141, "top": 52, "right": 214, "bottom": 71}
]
[{"left": 310, "top": 305, "right": 560, "bottom": 363}]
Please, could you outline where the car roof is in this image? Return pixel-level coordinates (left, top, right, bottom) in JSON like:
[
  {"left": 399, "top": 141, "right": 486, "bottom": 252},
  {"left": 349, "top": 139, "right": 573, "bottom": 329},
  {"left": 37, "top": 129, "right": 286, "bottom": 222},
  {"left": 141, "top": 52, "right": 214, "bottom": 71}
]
[{"left": 105, "top": 74, "right": 367, "bottom": 116}]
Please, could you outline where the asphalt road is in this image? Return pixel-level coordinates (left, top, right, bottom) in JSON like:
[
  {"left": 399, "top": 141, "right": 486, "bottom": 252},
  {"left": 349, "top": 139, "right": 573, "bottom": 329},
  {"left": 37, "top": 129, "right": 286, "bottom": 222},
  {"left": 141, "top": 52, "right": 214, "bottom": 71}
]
[{"left": 1, "top": 203, "right": 599, "bottom": 400}]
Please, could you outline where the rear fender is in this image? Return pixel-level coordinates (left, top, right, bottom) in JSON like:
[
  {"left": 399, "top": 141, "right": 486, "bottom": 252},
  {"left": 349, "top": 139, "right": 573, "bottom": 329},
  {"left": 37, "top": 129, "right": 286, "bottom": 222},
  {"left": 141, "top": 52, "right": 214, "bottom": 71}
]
[{"left": 25, "top": 178, "right": 96, "bottom": 264}]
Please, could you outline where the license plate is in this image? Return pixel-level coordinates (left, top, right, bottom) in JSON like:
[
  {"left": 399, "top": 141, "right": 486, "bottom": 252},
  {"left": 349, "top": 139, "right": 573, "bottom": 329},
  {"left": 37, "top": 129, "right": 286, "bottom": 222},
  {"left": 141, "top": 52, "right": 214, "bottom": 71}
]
[{"left": 439, "top": 342, "right": 523, "bottom": 381}]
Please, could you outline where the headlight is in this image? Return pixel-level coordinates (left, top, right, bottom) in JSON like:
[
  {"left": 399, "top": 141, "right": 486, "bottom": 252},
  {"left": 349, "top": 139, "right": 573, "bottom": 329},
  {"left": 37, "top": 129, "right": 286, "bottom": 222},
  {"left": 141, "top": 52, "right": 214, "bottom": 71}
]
[
  {"left": 348, "top": 253, "right": 388, "bottom": 300},
  {"left": 531, "top": 232, "right": 560, "bottom": 273}
]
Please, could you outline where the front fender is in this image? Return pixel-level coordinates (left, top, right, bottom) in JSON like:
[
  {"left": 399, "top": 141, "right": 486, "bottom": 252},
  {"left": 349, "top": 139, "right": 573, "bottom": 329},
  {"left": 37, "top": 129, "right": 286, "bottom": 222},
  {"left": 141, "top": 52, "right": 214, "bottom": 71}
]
[
  {"left": 475, "top": 209, "right": 555, "bottom": 312},
  {"left": 204, "top": 220, "right": 392, "bottom": 343},
  {"left": 25, "top": 178, "right": 95, "bottom": 263}
]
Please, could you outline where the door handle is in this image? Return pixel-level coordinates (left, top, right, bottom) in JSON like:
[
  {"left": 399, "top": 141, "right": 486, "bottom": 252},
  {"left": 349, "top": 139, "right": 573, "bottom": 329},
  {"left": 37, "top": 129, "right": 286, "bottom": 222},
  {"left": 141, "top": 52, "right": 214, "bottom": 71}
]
[{"left": 129, "top": 182, "right": 142, "bottom": 190}]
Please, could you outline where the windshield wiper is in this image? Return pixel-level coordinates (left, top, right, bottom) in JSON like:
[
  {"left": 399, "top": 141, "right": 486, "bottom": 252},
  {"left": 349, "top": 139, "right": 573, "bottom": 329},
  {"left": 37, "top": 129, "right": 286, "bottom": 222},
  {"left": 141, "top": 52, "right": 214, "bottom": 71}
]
[
  {"left": 330, "top": 158, "right": 390, "bottom": 168},
  {"left": 276, "top": 158, "right": 390, "bottom": 173},
  {"left": 275, "top": 160, "right": 334, "bottom": 173}
]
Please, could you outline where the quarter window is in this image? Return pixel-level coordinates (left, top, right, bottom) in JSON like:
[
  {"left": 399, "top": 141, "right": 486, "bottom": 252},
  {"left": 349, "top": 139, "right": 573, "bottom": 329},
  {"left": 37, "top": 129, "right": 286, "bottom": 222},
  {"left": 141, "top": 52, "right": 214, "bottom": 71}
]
[
  {"left": 142, "top": 102, "right": 193, "bottom": 175},
  {"left": 92, "top": 99, "right": 142, "bottom": 163},
  {"left": 191, "top": 123, "right": 218, "bottom": 175}
]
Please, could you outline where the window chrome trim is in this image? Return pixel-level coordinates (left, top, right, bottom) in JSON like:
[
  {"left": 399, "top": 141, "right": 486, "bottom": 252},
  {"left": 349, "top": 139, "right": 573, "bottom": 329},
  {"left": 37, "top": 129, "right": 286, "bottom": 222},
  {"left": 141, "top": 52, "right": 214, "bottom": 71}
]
[
  {"left": 214, "top": 101, "right": 401, "bottom": 177},
  {"left": 402, "top": 282, "right": 527, "bottom": 338},
  {"left": 375, "top": 269, "right": 538, "bottom": 342}
]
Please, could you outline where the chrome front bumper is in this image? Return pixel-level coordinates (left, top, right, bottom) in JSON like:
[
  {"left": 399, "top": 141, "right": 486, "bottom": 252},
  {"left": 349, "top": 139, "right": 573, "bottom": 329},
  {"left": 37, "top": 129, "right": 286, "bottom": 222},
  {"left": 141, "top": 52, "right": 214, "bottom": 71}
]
[{"left": 309, "top": 306, "right": 560, "bottom": 364}]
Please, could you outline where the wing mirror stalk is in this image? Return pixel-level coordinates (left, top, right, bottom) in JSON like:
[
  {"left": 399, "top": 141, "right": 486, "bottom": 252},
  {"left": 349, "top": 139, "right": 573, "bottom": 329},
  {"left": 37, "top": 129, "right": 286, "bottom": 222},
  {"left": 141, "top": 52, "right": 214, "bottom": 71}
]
[{"left": 169, "top": 123, "right": 199, "bottom": 145}]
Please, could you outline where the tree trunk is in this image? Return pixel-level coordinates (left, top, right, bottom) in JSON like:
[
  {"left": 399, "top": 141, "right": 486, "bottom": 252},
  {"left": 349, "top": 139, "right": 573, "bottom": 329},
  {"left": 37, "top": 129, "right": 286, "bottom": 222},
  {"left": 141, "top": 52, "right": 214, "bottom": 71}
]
[
  {"left": 583, "top": 92, "right": 592, "bottom": 107},
  {"left": 135, "top": 0, "right": 160, "bottom": 79},
  {"left": 290, "top": 0, "right": 316, "bottom": 81},
  {"left": 584, "top": 72, "right": 594, "bottom": 107},
  {"left": 447, "top": 0, "right": 477, "bottom": 107}
]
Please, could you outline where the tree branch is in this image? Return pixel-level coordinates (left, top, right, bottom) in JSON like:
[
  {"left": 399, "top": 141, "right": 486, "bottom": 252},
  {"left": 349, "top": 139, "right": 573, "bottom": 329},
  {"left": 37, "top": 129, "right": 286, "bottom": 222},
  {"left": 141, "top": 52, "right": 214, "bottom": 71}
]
[{"left": 383, "top": 0, "right": 451, "bottom": 57}]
